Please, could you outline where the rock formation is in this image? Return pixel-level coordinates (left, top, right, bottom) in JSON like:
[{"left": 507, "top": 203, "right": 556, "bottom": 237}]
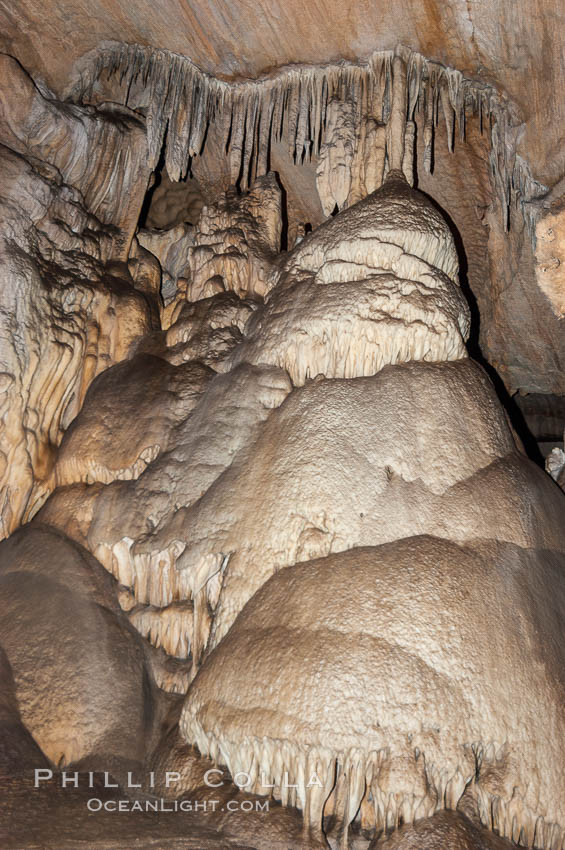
[
  {"left": 547, "top": 433, "right": 565, "bottom": 491},
  {"left": 176, "top": 175, "right": 565, "bottom": 848},
  {"left": 0, "top": 525, "right": 161, "bottom": 772},
  {"left": 183, "top": 539, "right": 565, "bottom": 847},
  {"left": 0, "top": 56, "right": 153, "bottom": 538},
  {"left": 231, "top": 171, "right": 468, "bottom": 385},
  {"left": 0, "top": 15, "right": 564, "bottom": 850}
]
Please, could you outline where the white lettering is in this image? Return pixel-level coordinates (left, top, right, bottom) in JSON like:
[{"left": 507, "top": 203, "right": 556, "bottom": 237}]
[
  {"left": 165, "top": 771, "right": 180, "bottom": 787},
  {"left": 204, "top": 768, "right": 224, "bottom": 788},
  {"left": 34, "top": 769, "right": 53, "bottom": 786},
  {"left": 283, "top": 771, "right": 298, "bottom": 788},
  {"left": 61, "top": 771, "right": 79, "bottom": 788},
  {"left": 127, "top": 772, "right": 142, "bottom": 788},
  {"left": 260, "top": 771, "right": 274, "bottom": 788},
  {"left": 234, "top": 771, "right": 251, "bottom": 788}
]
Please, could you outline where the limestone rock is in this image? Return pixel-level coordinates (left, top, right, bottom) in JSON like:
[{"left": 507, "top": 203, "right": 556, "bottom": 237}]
[
  {"left": 186, "top": 174, "right": 282, "bottom": 301},
  {"left": 164, "top": 291, "right": 257, "bottom": 367},
  {"left": 546, "top": 438, "right": 565, "bottom": 490},
  {"left": 164, "top": 359, "right": 563, "bottom": 651},
  {"left": 2, "top": 0, "right": 563, "bottom": 204},
  {"left": 0, "top": 54, "right": 151, "bottom": 259},
  {"left": 535, "top": 200, "right": 565, "bottom": 318},
  {"left": 0, "top": 41, "right": 563, "bottom": 850},
  {"left": 37, "top": 362, "right": 292, "bottom": 674},
  {"left": 127, "top": 236, "right": 162, "bottom": 303},
  {"left": 0, "top": 645, "right": 51, "bottom": 774},
  {"left": 143, "top": 172, "right": 204, "bottom": 230},
  {"left": 54, "top": 354, "right": 212, "bottom": 487},
  {"left": 138, "top": 223, "right": 194, "bottom": 309},
  {"left": 316, "top": 97, "right": 356, "bottom": 215},
  {"left": 369, "top": 809, "right": 521, "bottom": 849},
  {"left": 0, "top": 525, "right": 161, "bottom": 771},
  {"left": 0, "top": 55, "right": 157, "bottom": 538}
]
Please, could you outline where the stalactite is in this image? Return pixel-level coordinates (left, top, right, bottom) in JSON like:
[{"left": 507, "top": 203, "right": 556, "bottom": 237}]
[
  {"left": 69, "top": 42, "right": 546, "bottom": 235},
  {"left": 440, "top": 79, "right": 455, "bottom": 154},
  {"left": 387, "top": 53, "right": 408, "bottom": 172},
  {"left": 407, "top": 51, "right": 424, "bottom": 121},
  {"left": 402, "top": 120, "right": 416, "bottom": 186},
  {"left": 423, "top": 75, "right": 434, "bottom": 174},
  {"left": 316, "top": 96, "right": 356, "bottom": 215}
]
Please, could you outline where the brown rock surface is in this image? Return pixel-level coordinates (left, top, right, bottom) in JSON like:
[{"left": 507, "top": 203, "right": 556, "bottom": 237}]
[
  {"left": 370, "top": 809, "right": 516, "bottom": 849},
  {"left": 0, "top": 525, "right": 161, "bottom": 771}
]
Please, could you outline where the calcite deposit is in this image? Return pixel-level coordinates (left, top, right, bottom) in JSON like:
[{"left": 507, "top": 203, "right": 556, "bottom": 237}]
[
  {"left": 231, "top": 171, "right": 469, "bottom": 385},
  {"left": 177, "top": 176, "right": 565, "bottom": 849},
  {"left": 0, "top": 16, "right": 564, "bottom": 850}
]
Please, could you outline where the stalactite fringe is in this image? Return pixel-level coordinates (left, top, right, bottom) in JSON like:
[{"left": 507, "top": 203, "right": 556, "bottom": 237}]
[{"left": 69, "top": 42, "right": 546, "bottom": 235}]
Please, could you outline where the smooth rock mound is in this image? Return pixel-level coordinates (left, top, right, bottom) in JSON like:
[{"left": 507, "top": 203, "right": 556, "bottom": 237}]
[{"left": 182, "top": 537, "right": 565, "bottom": 849}]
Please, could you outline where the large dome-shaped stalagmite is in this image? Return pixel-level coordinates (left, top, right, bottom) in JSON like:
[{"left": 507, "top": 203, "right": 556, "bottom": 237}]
[
  {"left": 182, "top": 539, "right": 565, "bottom": 848},
  {"left": 177, "top": 174, "right": 565, "bottom": 849}
]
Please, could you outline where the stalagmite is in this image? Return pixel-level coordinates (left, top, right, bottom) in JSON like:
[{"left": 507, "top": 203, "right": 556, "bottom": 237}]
[
  {"left": 181, "top": 539, "right": 565, "bottom": 849},
  {"left": 185, "top": 174, "right": 282, "bottom": 301},
  {"left": 137, "top": 223, "right": 194, "bottom": 310},
  {"left": 165, "top": 291, "right": 256, "bottom": 364},
  {"left": 54, "top": 355, "right": 211, "bottom": 488},
  {"left": 230, "top": 171, "right": 469, "bottom": 385},
  {"left": 37, "top": 361, "right": 293, "bottom": 674},
  {"left": 163, "top": 170, "right": 563, "bottom": 850}
]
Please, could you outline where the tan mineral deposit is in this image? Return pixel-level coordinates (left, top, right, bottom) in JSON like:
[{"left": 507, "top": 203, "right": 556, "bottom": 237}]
[{"left": 0, "top": 4, "right": 564, "bottom": 849}]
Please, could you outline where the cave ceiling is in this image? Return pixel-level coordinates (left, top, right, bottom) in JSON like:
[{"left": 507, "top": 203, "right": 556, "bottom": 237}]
[{"left": 1, "top": 0, "right": 565, "bottom": 186}]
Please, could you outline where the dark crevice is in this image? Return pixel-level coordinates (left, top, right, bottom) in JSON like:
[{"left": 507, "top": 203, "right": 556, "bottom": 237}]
[
  {"left": 273, "top": 171, "right": 289, "bottom": 251},
  {"left": 420, "top": 189, "right": 543, "bottom": 464}
]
